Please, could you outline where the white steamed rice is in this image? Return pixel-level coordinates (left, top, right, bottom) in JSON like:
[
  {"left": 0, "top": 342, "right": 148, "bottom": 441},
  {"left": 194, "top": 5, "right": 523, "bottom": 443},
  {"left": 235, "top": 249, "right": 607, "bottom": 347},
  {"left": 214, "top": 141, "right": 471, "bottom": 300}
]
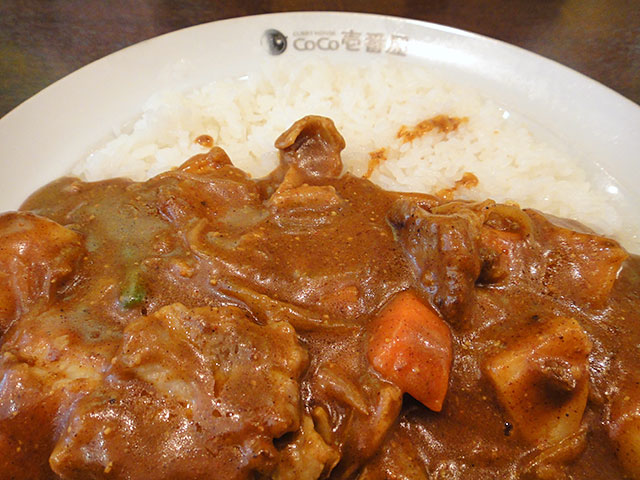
[{"left": 73, "top": 58, "right": 637, "bottom": 251}]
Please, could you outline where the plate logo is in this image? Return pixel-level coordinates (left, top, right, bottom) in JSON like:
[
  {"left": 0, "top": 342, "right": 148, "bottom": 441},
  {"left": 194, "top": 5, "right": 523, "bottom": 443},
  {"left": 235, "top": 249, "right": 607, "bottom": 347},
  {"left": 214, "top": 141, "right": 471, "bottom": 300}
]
[
  {"left": 262, "top": 29, "right": 288, "bottom": 55},
  {"left": 262, "top": 29, "right": 409, "bottom": 56}
]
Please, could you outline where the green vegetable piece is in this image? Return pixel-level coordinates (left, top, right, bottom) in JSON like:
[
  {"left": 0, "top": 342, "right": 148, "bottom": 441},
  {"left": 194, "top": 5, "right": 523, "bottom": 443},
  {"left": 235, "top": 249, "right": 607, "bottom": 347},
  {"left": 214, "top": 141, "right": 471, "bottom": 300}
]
[{"left": 119, "top": 269, "right": 146, "bottom": 308}]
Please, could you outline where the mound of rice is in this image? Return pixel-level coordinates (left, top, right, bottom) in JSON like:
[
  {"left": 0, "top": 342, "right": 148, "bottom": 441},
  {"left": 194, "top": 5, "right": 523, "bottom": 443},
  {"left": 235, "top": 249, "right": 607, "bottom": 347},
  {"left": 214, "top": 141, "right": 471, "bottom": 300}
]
[{"left": 73, "top": 58, "right": 636, "bottom": 251}]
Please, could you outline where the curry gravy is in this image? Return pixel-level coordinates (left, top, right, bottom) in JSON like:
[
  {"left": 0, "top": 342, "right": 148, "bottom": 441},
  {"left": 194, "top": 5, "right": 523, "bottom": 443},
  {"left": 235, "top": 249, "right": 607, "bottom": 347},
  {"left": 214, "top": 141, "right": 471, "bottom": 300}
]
[{"left": 0, "top": 116, "right": 638, "bottom": 479}]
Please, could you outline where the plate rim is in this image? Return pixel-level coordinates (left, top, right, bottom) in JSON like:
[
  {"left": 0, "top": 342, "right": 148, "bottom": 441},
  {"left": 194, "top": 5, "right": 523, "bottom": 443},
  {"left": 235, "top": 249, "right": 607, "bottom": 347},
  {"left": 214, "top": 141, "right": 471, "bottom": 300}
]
[{"left": 2, "top": 11, "right": 638, "bottom": 121}]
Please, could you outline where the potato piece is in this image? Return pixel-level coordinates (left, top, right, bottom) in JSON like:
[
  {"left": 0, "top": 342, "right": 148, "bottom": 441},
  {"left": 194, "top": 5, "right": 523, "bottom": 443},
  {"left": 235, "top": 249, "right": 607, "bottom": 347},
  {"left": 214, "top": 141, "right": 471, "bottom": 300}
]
[
  {"left": 609, "top": 379, "right": 640, "bottom": 479},
  {"left": 484, "top": 317, "right": 592, "bottom": 446}
]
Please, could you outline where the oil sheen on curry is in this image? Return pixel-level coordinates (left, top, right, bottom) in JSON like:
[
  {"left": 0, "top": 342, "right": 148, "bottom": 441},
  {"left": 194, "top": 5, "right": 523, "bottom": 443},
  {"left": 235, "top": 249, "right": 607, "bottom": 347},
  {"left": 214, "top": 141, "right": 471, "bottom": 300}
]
[{"left": 1, "top": 116, "right": 639, "bottom": 479}]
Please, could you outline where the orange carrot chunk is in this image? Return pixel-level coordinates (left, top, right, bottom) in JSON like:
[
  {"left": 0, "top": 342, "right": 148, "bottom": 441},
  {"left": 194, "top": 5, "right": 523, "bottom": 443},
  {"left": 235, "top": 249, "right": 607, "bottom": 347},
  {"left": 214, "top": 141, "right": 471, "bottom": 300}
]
[{"left": 367, "top": 290, "right": 453, "bottom": 412}]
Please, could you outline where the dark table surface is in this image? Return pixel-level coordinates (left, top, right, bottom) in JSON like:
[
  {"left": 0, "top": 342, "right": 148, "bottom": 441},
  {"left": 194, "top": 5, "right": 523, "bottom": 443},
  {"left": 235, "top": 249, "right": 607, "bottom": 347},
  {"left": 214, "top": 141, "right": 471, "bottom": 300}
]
[{"left": 1, "top": 0, "right": 638, "bottom": 118}]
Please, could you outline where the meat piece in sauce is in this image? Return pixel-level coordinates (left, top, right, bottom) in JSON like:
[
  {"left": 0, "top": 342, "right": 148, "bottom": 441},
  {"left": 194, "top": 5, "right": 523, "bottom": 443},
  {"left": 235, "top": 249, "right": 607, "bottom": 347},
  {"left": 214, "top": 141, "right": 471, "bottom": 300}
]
[
  {"left": 0, "top": 212, "right": 84, "bottom": 334},
  {"left": 274, "top": 115, "right": 345, "bottom": 181},
  {"left": 0, "top": 304, "right": 114, "bottom": 479},
  {"left": 479, "top": 205, "right": 628, "bottom": 308},
  {"left": 388, "top": 199, "right": 489, "bottom": 323},
  {"left": 50, "top": 303, "right": 308, "bottom": 479},
  {"left": 0, "top": 115, "right": 638, "bottom": 480}
]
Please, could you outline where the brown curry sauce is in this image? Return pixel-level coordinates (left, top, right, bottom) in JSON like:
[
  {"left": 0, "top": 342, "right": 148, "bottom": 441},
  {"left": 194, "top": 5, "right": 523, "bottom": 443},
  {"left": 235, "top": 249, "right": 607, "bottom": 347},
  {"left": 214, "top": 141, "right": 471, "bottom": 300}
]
[{"left": 0, "top": 116, "right": 638, "bottom": 479}]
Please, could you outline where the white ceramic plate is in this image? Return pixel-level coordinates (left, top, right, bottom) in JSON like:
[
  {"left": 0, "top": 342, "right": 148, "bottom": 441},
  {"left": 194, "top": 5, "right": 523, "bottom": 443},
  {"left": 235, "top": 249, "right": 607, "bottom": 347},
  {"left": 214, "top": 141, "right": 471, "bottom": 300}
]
[{"left": 1, "top": 12, "right": 638, "bottom": 235}]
